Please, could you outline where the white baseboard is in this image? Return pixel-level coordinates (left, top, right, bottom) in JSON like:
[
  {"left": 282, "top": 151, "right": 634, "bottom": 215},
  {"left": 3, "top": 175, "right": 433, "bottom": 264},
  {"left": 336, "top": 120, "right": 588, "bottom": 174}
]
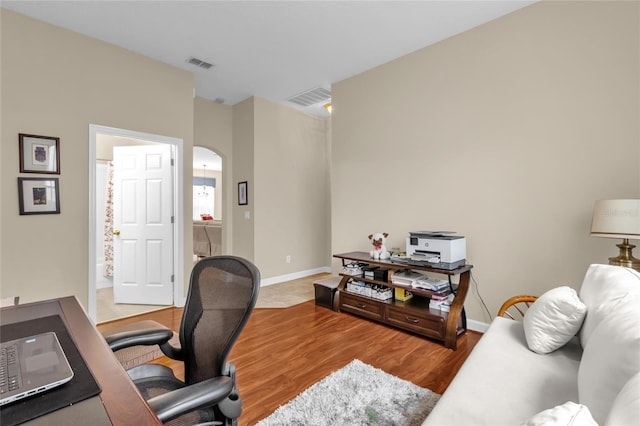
[
  {"left": 261, "top": 267, "right": 332, "bottom": 287},
  {"left": 467, "top": 319, "right": 490, "bottom": 333},
  {"left": 96, "top": 280, "right": 113, "bottom": 289},
  {"left": 96, "top": 263, "right": 113, "bottom": 289}
]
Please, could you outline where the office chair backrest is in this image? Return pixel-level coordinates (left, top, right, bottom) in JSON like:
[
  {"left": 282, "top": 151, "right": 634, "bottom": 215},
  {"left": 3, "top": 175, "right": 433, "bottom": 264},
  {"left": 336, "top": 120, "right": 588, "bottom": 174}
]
[{"left": 180, "top": 256, "right": 260, "bottom": 385}]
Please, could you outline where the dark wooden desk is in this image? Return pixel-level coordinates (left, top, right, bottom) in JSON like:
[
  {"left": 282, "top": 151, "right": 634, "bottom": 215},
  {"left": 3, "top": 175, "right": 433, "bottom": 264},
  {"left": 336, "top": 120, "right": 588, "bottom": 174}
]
[{"left": 0, "top": 296, "right": 161, "bottom": 425}]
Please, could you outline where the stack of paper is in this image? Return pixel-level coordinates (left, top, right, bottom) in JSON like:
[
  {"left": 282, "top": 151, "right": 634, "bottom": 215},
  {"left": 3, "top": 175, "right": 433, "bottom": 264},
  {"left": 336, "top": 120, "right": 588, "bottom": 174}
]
[
  {"left": 429, "top": 294, "right": 455, "bottom": 311},
  {"left": 391, "top": 270, "right": 424, "bottom": 287},
  {"left": 412, "top": 276, "right": 449, "bottom": 291}
]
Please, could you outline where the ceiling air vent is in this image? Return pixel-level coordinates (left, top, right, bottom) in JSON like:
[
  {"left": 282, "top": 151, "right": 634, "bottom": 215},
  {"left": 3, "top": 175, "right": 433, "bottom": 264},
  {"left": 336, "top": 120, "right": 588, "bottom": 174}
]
[
  {"left": 287, "top": 87, "right": 331, "bottom": 107},
  {"left": 186, "top": 56, "right": 214, "bottom": 70}
]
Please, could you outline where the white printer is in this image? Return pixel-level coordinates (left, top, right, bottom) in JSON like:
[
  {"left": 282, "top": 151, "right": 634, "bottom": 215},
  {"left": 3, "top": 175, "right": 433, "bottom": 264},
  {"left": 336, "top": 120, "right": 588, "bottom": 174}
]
[{"left": 406, "top": 231, "right": 466, "bottom": 270}]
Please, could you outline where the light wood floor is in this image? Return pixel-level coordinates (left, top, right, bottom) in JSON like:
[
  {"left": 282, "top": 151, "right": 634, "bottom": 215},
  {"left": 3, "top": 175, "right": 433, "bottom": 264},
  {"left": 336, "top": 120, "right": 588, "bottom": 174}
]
[{"left": 98, "top": 301, "right": 481, "bottom": 425}]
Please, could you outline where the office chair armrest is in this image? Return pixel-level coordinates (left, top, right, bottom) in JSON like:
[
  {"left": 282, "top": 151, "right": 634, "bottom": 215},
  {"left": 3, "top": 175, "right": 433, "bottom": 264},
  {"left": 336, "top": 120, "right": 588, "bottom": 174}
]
[
  {"left": 159, "top": 338, "right": 183, "bottom": 360},
  {"left": 218, "top": 362, "right": 242, "bottom": 420},
  {"left": 102, "top": 320, "right": 174, "bottom": 352},
  {"left": 147, "top": 376, "right": 234, "bottom": 423}
]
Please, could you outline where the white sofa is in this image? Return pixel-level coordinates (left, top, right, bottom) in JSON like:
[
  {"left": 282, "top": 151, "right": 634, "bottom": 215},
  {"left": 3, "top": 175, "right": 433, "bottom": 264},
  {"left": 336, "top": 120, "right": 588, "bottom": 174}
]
[{"left": 424, "top": 264, "right": 640, "bottom": 426}]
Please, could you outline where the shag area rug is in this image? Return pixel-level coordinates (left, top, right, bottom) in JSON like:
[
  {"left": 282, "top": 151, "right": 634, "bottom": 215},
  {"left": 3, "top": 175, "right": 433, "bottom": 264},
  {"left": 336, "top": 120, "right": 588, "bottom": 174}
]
[{"left": 256, "top": 359, "right": 440, "bottom": 426}]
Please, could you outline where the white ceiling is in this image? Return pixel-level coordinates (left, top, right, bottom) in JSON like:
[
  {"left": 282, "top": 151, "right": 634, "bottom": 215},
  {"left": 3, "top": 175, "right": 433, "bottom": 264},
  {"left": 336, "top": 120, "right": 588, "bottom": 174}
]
[{"left": 2, "top": 0, "right": 535, "bottom": 121}]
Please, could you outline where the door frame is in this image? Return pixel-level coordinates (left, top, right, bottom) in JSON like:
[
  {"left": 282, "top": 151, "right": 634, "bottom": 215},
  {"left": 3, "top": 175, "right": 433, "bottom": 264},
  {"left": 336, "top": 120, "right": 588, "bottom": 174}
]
[{"left": 88, "top": 124, "right": 185, "bottom": 322}]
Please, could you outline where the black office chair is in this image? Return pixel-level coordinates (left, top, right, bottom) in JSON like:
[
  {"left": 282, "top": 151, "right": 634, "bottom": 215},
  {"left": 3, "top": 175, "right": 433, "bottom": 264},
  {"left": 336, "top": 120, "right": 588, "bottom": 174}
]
[{"left": 102, "top": 256, "right": 260, "bottom": 426}]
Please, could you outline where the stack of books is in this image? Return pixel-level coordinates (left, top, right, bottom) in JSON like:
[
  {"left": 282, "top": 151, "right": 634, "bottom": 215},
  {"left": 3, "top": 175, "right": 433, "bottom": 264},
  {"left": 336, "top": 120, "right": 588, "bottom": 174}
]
[{"left": 429, "top": 293, "right": 455, "bottom": 311}]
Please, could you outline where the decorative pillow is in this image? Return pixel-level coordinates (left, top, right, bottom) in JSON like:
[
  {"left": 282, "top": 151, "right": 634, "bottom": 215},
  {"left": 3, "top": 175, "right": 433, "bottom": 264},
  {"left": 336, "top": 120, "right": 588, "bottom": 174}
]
[
  {"left": 578, "top": 294, "right": 640, "bottom": 424},
  {"left": 520, "top": 401, "right": 598, "bottom": 426},
  {"left": 605, "top": 373, "right": 640, "bottom": 426},
  {"left": 578, "top": 264, "right": 640, "bottom": 349},
  {"left": 523, "top": 286, "right": 587, "bottom": 354}
]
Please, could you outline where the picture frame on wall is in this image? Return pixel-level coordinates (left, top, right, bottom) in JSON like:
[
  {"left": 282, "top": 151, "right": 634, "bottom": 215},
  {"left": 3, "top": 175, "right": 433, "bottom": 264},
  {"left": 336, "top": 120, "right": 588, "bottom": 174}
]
[
  {"left": 18, "top": 177, "right": 61, "bottom": 215},
  {"left": 19, "top": 133, "right": 60, "bottom": 174},
  {"left": 238, "top": 181, "right": 248, "bottom": 205}
]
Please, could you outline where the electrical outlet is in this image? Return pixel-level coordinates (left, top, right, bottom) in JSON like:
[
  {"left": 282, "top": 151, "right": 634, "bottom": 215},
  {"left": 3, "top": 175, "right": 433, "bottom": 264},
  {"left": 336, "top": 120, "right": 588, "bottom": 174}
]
[{"left": 286, "top": 255, "right": 291, "bottom": 263}]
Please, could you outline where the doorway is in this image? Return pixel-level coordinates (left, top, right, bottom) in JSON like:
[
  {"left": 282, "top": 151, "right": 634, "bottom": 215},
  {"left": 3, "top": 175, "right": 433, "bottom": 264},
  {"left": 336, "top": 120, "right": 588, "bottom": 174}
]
[
  {"left": 88, "top": 124, "right": 185, "bottom": 323},
  {"left": 192, "top": 146, "right": 223, "bottom": 259},
  {"left": 193, "top": 146, "right": 222, "bottom": 218}
]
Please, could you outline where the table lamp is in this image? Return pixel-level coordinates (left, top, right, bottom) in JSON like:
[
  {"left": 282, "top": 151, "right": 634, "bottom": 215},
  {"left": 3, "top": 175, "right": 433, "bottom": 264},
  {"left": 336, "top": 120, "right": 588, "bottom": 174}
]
[{"left": 590, "top": 199, "right": 640, "bottom": 271}]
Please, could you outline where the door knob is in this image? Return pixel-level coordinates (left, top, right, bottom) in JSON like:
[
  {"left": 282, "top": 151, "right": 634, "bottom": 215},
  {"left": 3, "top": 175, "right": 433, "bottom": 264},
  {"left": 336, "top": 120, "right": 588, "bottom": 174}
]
[{"left": 113, "top": 229, "right": 121, "bottom": 236}]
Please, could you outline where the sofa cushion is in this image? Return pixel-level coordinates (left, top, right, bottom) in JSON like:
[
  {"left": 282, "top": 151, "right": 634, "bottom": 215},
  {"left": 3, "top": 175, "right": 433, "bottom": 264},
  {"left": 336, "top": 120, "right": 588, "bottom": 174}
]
[
  {"left": 578, "top": 293, "right": 640, "bottom": 424},
  {"left": 520, "top": 401, "right": 597, "bottom": 426},
  {"left": 605, "top": 373, "right": 640, "bottom": 426},
  {"left": 579, "top": 264, "right": 640, "bottom": 349},
  {"left": 523, "top": 286, "right": 587, "bottom": 354},
  {"left": 423, "top": 317, "right": 582, "bottom": 426}
]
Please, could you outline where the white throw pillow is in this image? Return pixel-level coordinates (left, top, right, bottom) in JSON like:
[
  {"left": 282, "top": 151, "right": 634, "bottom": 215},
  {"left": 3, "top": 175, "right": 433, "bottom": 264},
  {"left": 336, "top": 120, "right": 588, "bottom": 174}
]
[
  {"left": 579, "top": 294, "right": 640, "bottom": 424},
  {"left": 523, "top": 286, "right": 587, "bottom": 354},
  {"left": 605, "top": 373, "right": 640, "bottom": 426},
  {"left": 520, "top": 401, "right": 598, "bottom": 426},
  {"left": 578, "top": 264, "right": 640, "bottom": 349}
]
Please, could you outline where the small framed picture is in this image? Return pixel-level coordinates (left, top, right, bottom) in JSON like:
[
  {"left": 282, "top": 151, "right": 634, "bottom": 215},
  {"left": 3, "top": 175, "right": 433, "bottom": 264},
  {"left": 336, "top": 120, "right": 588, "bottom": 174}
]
[
  {"left": 19, "top": 133, "right": 60, "bottom": 174},
  {"left": 238, "top": 181, "right": 248, "bottom": 205},
  {"left": 18, "top": 177, "right": 60, "bottom": 215}
]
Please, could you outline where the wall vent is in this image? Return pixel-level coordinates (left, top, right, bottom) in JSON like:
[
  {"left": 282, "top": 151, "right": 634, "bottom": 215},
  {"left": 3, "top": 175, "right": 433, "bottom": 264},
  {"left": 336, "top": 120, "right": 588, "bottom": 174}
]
[
  {"left": 287, "top": 87, "right": 331, "bottom": 107},
  {"left": 186, "top": 56, "right": 214, "bottom": 70}
]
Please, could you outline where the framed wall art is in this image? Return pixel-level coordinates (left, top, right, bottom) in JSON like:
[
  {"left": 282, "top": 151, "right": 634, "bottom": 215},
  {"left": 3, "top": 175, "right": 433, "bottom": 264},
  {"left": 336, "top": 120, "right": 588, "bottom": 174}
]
[
  {"left": 18, "top": 177, "right": 60, "bottom": 215},
  {"left": 19, "top": 133, "right": 60, "bottom": 174},
  {"left": 238, "top": 181, "right": 248, "bottom": 205}
]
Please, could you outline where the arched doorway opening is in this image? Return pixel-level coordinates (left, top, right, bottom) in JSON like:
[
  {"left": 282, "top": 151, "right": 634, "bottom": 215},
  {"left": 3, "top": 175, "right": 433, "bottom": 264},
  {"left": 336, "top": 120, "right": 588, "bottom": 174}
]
[{"left": 193, "top": 147, "right": 223, "bottom": 259}]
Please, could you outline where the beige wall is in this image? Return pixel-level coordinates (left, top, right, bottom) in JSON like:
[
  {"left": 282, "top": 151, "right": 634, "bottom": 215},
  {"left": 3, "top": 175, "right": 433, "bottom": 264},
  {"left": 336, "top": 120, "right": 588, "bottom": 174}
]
[
  {"left": 231, "top": 98, "right": 255, "bottom": 260},
  {"left": 253, "top": 97, "right": 331, "bottom": 278},
  {"left": 332, "top": 1, "right": 640, "bottom": 323},
  {"left": 194, "top": 97, "right": 233, "bottom": 251},
  {"left": 211, "top": 169, "right": 223, "bottom": 222},
  {"left": 1, "top": 10, "right": 194, "bottom": 306},
  {"left": 5, "top": 2, "right": 635, "bottom": 323},
  {"left": 229, "top": 97, "right": 332, "bottom": 277},
  {"left": 96, "top": 135, "right": 164, "bottom": 161},
  {"left": 0, "top": 10, "right": 333, "bottom": 303}
]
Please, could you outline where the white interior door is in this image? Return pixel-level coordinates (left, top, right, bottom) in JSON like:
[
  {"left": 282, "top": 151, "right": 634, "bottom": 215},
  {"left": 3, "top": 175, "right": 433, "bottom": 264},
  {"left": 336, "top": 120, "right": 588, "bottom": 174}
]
[{"left": 113, "top": 145, "right": 174, "bottom": 305}]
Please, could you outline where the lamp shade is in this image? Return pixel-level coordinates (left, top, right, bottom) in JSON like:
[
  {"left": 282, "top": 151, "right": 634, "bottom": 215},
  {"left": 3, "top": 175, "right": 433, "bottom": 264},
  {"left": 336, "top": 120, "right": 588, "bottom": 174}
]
[{"left": 590, "top": 199, "right": 640, "bottom": 240}]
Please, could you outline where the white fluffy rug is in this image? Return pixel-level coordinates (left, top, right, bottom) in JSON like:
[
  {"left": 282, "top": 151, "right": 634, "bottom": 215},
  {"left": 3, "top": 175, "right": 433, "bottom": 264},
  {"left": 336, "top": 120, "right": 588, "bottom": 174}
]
[{"left": 256, "top": 359, "right": 440, "bottom": 426}]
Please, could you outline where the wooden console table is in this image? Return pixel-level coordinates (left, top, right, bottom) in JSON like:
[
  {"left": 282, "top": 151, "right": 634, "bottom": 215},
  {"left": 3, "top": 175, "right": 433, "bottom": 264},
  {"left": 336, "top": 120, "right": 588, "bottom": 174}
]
[{"left": 334, "top": 252, "right": 472, "bottom": 350}]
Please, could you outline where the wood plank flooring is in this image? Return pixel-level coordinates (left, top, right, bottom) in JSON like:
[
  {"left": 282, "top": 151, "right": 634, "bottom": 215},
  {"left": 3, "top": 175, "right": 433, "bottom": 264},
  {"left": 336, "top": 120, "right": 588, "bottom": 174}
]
[{"left": 98, "top": 301, "right": 481, "bottom": 425}]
